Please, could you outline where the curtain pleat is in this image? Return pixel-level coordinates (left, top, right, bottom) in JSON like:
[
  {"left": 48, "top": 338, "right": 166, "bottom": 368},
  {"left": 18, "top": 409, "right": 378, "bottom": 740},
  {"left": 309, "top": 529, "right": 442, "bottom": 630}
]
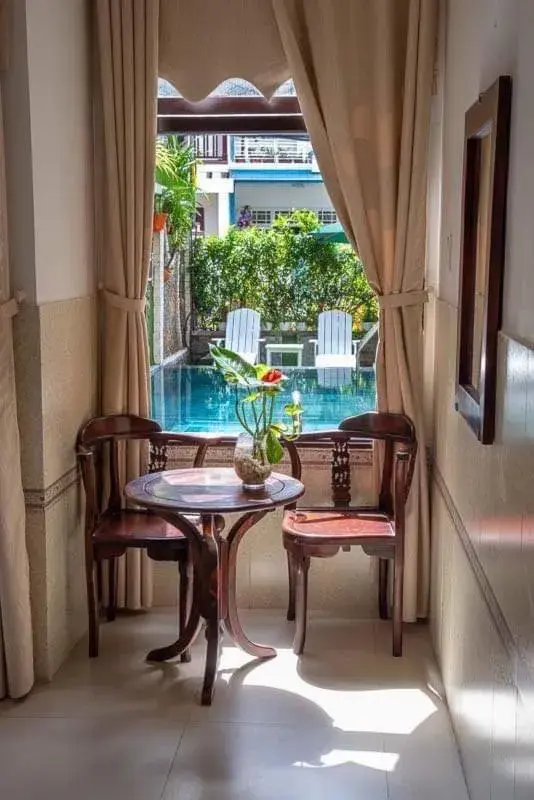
[
  {"left": 0, "top": 83, "right": 34, "bottom": 699},
  {"left": 273, "top": 0, "right": 437, "bottom": 619},
  {"left": 95, "top": 0, "right": 158, "bottom": 608}
]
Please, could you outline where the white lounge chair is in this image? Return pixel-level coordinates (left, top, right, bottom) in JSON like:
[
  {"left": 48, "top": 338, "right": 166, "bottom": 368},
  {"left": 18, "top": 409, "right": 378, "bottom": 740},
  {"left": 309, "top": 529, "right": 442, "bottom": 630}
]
[
  {"left": 212, "top": 308, "right": 262, "bottom": 364},
  {"left": 355, "top": 321, "right": 379, "bottom": 368},
  {"left": 316, "top": 367, "right": 353, "bottom": 388},
  {"left": 311, "top": 310, "right": 359, "bottom": 368}
]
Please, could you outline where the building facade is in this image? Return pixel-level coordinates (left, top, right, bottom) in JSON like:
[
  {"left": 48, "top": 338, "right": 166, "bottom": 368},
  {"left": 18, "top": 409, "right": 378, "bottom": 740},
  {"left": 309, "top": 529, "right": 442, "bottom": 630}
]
[{"left": 192, "top": 133, "right": 336, "bottom": 236}]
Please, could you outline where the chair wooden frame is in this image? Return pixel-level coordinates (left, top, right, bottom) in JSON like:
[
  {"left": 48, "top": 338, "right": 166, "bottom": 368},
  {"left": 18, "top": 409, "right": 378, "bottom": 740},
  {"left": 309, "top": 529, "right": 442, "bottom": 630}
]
[
  {"left": 282, "top": 412, "right": 417, "bottom": 657},
  {"left": 76, "top": 414, "right": 236, "bottom": 659}
]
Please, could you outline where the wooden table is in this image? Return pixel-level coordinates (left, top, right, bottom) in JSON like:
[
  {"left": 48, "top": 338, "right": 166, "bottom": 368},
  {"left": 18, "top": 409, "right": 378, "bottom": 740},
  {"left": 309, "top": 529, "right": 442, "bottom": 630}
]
[{"left": 125, "top": 467, "right": 304, "bottom": 705}]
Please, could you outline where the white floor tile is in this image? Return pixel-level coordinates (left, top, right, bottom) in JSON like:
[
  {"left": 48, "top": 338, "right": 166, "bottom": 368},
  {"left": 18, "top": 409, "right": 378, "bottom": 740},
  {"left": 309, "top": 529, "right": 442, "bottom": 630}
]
[
  {"left": 0, "top": 610, "right": 469, "bottom": 800},
  {"left": 0, "top": 716, "right": 185, "bottom": 800},
  {"left": 162, "top": 723, "right": 388, "bottom": 800}
]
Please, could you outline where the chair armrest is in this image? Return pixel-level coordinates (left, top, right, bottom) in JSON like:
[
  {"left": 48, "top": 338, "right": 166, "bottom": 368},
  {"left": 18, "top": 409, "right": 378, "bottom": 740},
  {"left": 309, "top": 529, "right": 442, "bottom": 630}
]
[
  {"left": 352, "top": 339, "right": 360, "bottom": 354},
  {"left": 258, "top": 338, "right": 266, "bottom": 343},
  {"left": 212, "top": 337, "right": 225, "bottom": 347}
]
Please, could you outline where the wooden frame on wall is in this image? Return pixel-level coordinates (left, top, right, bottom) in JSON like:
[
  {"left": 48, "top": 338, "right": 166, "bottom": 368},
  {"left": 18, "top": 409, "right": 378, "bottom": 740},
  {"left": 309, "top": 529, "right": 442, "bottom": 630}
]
[{"left": 456, "top": 76, "right": 512, "bottom": 444}]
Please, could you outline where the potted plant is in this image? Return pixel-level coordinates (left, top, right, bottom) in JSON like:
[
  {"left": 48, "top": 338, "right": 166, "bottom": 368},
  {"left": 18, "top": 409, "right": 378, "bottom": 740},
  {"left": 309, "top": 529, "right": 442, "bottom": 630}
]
[
  {"left": 153, "top": 193, "right": 167, "bottom": 233},
  {"left": 210, "top": 345, "right": 303, "bottom": 490}
]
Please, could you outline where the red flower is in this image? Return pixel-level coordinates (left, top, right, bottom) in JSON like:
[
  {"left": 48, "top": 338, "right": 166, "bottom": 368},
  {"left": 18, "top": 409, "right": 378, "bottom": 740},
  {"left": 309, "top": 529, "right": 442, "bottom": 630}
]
[{"left": 261, "top": 369, "right": 284, "bottom": 384}]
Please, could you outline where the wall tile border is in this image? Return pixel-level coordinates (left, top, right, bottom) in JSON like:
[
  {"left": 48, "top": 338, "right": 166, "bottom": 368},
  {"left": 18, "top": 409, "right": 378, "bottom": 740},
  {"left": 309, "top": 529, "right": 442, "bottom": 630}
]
[
  {"left": 22, "top": 446, "right": 373, "bottom": 511},
  {"left": 167, "top": 445, "right": 373, "bottom": 470},
  {"left": 24, "top": 465, "right": 79, "bottom": 511}
]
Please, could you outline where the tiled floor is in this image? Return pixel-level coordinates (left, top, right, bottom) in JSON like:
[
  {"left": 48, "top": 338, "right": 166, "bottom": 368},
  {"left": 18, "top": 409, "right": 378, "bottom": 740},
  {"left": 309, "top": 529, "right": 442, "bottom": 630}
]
[{"left": 0, "top": 610, "right": 469, "bottom": 800}]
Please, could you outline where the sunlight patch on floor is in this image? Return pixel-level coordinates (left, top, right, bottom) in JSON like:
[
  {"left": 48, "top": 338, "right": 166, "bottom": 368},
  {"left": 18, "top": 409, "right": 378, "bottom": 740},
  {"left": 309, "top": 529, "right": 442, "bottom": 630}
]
[
  {"left": 295, "top": 749, "right": 400, "bottom": 772},
  {"left": 219, "top": 644, "right": 437, "bottom": 734}
]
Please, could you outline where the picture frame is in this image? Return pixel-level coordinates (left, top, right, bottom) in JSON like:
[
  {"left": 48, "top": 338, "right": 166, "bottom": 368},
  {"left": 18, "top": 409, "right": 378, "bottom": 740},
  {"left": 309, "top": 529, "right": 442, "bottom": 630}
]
[{"left": 456, "top": 75, "right": 512, "bottom": 444}]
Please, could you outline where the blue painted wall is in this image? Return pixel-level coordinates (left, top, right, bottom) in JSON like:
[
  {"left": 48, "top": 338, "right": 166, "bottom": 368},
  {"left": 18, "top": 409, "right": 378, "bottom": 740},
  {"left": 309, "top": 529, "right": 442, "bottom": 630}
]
[{"left": 230, "top": 169, "right": 323, "bottom": 183}]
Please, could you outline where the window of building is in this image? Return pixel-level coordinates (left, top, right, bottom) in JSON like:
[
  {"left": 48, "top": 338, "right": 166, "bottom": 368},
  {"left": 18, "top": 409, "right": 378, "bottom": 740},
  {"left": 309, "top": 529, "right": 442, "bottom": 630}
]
[
  {"left": 251, "top": 209, "right": 272, "bottom": 227},
  {"left": 318, "top": 209, "right": 338, "bottom": 225},
  {"left": 273, "top": 210, "right": 292, "bottom": 221}
]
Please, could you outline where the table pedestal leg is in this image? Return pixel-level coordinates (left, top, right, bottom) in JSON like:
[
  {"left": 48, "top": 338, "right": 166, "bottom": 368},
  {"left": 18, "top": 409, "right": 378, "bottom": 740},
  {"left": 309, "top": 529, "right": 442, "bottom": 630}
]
[
  {"left": 145, "top": 514, "right": 204, "bottom": 663},
  {"left": 200, "top": 515, "right": 222, "bottom": 706},
  {"left": 224, "top": 511, "right": 276, "bottom": 659}
]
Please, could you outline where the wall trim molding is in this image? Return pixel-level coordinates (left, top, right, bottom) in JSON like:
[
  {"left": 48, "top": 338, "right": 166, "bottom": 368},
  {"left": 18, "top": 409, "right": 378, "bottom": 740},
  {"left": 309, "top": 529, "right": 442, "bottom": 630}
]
[
  {"left": 169, "top": 446, "right": 373, "bottom": 470},
  {"left": 432, "top": 462, "right": 533, "bottom": 692},
  {"left": 24, "top": 465, "right": 79, "bottom": 511}
]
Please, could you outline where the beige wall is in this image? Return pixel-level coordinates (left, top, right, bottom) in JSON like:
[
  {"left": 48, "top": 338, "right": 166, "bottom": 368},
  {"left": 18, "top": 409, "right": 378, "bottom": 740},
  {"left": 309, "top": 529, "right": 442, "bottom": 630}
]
[
  {"left": 429, "top": 1, "right": 534, "bottom": 797},
  {"left": 2, "top": 0, "right": 97, "bottom": 680}
]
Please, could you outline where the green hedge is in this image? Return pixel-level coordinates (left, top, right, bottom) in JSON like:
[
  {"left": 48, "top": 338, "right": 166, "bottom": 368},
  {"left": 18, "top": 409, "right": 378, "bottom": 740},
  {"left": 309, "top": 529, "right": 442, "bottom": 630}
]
[{"left": 190, "top": 210, "right": 378, "bottom": 331}]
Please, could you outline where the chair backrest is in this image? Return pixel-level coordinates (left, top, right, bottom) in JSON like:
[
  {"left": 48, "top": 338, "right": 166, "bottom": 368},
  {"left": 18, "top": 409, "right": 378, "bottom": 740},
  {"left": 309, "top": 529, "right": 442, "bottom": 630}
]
[
  {"left": 355, "top": 321, "right": 379, "bottom": 367},
  {"left": 292, "top": 412, "right": 417, "bottom": 515},
  {"left": 225, "top": 308, "right": 261, "bottom": 360},
  {"left": 317, "top": 310, "right": 353, "bottom": 356},
  {"left": 76, "top": 413, "right": 238, "bottom": 519}
]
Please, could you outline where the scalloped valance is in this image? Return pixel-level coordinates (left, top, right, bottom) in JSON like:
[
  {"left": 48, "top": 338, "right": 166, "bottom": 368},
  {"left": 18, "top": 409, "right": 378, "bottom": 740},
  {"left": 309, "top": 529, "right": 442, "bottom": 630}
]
[{"left": 159, "top": 0, "right": 290, "bottom": 101}]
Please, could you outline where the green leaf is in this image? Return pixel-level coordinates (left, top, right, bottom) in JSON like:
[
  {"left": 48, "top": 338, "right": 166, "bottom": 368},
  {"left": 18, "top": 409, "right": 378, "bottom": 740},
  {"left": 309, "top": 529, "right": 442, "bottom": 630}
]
[
  {"left": 265, "top": 428, "right": 284, "bottom": 465},
  {"left": 284, "top": 402, "right": 302, "bottom": 416},
  {"left": 209, "top": 345, "right": 258, "bottom": 386},
  {"left": 243, "top": 391, "right": 260, "bottom": 403}
]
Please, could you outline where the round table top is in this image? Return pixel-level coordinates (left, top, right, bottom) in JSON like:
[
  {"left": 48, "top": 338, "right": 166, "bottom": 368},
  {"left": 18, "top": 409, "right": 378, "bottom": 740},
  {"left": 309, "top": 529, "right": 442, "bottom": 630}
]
[{"left": 125, "top": 467, "right": 305, "bottom": 515}]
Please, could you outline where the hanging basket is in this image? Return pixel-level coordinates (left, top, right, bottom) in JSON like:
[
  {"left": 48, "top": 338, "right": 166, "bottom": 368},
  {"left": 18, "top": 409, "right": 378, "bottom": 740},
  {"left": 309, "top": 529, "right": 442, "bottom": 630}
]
[{"left": 153, "top": 212, "right": 167, "bottom": 233}]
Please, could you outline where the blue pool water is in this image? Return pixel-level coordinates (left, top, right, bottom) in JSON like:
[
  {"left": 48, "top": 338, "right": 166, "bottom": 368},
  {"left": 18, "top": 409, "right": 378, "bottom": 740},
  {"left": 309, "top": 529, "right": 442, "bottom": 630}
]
[{"left": 151, "top": 365, "right": 376, "bottom": 433}]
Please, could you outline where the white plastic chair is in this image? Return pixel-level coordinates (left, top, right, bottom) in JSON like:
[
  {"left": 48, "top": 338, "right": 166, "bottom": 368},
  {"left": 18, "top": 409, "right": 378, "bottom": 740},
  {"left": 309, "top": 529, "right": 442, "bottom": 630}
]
[
  {"left": 311, "top": 310, "right": 359, "bottom": 368},
  {"left": 212, "top": 308, "right": 262, "bottom": 364}
]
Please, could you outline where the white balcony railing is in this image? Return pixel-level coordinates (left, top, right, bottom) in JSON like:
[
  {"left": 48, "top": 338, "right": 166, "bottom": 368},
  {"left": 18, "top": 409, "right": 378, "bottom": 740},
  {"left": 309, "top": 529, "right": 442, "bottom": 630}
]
[
  {"left": 188, "top": 135, "right": 228, "bottom": 163},
  {"left": 232, "top": 136, "right": 314, "bottom": 165}
]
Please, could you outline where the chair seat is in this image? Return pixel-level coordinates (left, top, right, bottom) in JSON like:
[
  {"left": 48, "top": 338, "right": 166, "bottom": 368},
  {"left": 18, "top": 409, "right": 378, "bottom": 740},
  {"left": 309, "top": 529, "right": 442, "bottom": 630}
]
[
  {"left": 282, "top": 509, "right": 394, "bottom": 545},
  {"left": 93, "top": 511, "right": 223, "bottom": 545}
]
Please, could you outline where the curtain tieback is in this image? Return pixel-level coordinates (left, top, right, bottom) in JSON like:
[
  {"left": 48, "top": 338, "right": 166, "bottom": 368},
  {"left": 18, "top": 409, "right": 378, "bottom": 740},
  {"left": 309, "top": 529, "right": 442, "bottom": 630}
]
[
  {"left": 103, "top": 289, "right": 146, "bottom": 313},
  {"left": 0, "top": 296, "right": 23, "bottom": 320},
  {"left": 377, "top": 290, "right": 429, "bottom": 309}
]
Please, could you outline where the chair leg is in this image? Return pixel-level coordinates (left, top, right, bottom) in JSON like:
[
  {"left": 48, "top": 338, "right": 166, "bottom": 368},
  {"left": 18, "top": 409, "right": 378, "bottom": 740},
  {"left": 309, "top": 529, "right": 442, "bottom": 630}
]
[
  {"left": 286, "top": 551, "right": 296, "bottom": 622},
  {"left": 378, "top": 558, "right": 389, "bottom": 620},
  {"left": 86, "top": 555, "right": 99, "bottom": 658},
  {"left": 96, "top": 560, "right": 103, "bottom": 606},
  {"left": 178, "top": 555, "right": 192, "bottom": 664},
  {"left": 392, "top": 546, "right": 404, "bottom": 657},
  {"left": 293, "top": 555, "right": 310, "bottom": 656},
  {"left": 106, "top": 557, "right": 118, "bottom": 622}
]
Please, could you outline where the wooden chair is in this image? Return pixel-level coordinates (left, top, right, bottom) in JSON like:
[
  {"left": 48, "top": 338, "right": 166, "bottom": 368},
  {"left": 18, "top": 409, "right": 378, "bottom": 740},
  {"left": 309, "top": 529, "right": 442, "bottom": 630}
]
[
  {"left": 311, "top": 310, "right": 360, "bottom": 368},
  {"left": 76, "top": 414, "right": 234, "bottom": 659},
  {"left": 282, "top": 412, "right": 417, "bottom": 657},
  {"left": 212, "top": 307, "right": 263, "bottom": 363}
]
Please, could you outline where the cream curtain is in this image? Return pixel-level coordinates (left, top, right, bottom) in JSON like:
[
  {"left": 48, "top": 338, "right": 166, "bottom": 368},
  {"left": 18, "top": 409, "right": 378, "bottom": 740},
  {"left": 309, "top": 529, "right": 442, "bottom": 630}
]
[
  {"left": 95, "top": 0, "right": 158, "bottom": 608},
  {"left": 273, "top": 0, "right": 437, "bottom": 620},
  {"left": 0, "top": 83, "right": 34, "bottom": 698}
]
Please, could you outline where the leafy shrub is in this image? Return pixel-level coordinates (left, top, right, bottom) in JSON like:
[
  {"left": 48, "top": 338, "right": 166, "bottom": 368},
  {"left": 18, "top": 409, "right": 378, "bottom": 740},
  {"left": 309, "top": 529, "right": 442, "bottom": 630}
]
[{"left": 190, "top": 210, "right": 378, "bottom": 331}]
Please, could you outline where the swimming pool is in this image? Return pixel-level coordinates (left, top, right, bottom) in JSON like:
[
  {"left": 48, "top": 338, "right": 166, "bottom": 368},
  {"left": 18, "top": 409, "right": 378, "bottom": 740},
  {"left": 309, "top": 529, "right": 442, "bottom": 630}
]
[{"left": 151, "top": 365, "right": 376, "bottom": 433}]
